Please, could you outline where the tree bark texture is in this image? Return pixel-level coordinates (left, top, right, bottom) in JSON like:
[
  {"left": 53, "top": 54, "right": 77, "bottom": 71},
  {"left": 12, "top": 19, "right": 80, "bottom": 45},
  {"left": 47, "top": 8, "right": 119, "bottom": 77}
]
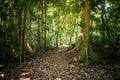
[
  {"left": 77, "top": 0, "right": 91, "bottom": 62},
  {"left": 21, "top": 0, "right": 29, "bottom": 63}
]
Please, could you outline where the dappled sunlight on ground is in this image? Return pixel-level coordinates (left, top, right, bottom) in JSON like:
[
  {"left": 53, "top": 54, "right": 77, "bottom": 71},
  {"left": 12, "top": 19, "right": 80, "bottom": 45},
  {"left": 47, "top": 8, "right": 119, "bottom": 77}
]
[
  {"left": 0, "top": 72, "right": 5, "bottom": 78},
  {"left": 58, "top": 44, "right": 69, "bottom": 48},
  {"left": 8, "top": 47, "right": 113, "bottom": 80},
  {"left": 19, "top": 77, "right": 30, "bottom": 80}
]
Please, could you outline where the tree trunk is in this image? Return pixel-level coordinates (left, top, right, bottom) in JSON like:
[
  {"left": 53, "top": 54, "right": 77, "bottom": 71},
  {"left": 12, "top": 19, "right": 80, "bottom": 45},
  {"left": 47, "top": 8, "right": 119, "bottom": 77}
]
[
  {"left": 18, "top": 9, "right": 23, "bottom": 64},
  {"left": 75, "top": 0, "right": 91, "bottom": 63},
  {"left": 37, "top": 1, "right": 41, "bottom": 52},
  {"left": 22, "top": 0, "right": 29, "bottom": 63},
  {"left": 56, "top": 8, "right": 60, "bottom": 48},
  {"left": 75, "top": 16, "right": 78, "bottom": 41},
  {"left": 69, "top": 21, "right": 75, "bottom": 44},
  {"left": 41, "top": 0, "right": 47, "bottom": 51},
  {"left": 44, "top": 0, "right": 47, "bottom": 51}
]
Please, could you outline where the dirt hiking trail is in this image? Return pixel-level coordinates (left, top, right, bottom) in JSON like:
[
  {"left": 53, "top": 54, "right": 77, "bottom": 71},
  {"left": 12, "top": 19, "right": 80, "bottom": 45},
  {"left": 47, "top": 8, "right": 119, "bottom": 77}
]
[{"left": 9, "top": 47, "right": 113, "bottom": 80}]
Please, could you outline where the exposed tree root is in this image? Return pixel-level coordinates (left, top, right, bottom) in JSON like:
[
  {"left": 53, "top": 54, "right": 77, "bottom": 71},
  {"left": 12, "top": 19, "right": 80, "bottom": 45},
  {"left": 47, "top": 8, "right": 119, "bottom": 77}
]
[{"left": 69, "top": 44, "right": 96, "bottom": 64}]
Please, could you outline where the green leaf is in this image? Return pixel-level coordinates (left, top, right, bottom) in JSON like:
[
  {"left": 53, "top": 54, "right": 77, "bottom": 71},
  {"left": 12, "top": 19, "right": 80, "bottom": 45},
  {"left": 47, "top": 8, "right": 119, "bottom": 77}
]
[{"left": 0, "top": 64, "right": 4, "bottom": 67}]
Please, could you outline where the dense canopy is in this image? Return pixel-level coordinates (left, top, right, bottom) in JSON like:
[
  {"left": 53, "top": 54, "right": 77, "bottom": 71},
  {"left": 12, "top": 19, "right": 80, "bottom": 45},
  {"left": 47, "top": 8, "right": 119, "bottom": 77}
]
[{"left": 0, "top": 0, "right": 120, "bottom": 79}]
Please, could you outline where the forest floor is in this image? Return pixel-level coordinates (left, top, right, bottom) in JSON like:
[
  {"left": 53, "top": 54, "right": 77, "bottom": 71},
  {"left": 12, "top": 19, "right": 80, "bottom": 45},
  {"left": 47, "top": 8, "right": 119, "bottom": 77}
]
[{"left": 2, "top": 46, "right": 119, "bottom": 80}]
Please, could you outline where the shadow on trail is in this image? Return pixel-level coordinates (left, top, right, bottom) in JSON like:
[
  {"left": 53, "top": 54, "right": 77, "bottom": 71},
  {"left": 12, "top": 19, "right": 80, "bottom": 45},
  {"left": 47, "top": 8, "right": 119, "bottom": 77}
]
[{"left": 8, "top": 47, "right": 113, "bottom": 80}]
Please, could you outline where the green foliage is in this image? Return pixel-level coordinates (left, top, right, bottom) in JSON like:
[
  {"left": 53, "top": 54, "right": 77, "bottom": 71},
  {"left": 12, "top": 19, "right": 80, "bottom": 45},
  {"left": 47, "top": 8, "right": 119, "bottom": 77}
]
[
  {"left": 0, "top": 64, "right": 4, "bottom": 68},
  {"left": 46, "top": 42, "right": 56, "bottom": 50},
  {"left": 111, "top": 64, "right": 120, "bottom": 78},
  {"left": 0, "top": 0, "right": 120, "bottom": 69},
  {"left": 0, "top": 36, "right": 10, "bottom": 63},
  {"left": 112, "top": 64, "right": 120, "bottom": 70},
  {"left": 79, "top": 56, "right": 86, "bottom": 63},
  {"left": 117, "top": 51, "right": 120, "bottom": 56},
  {"left": 88, "top": 54, "right": 103, "bottom": 63}
]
